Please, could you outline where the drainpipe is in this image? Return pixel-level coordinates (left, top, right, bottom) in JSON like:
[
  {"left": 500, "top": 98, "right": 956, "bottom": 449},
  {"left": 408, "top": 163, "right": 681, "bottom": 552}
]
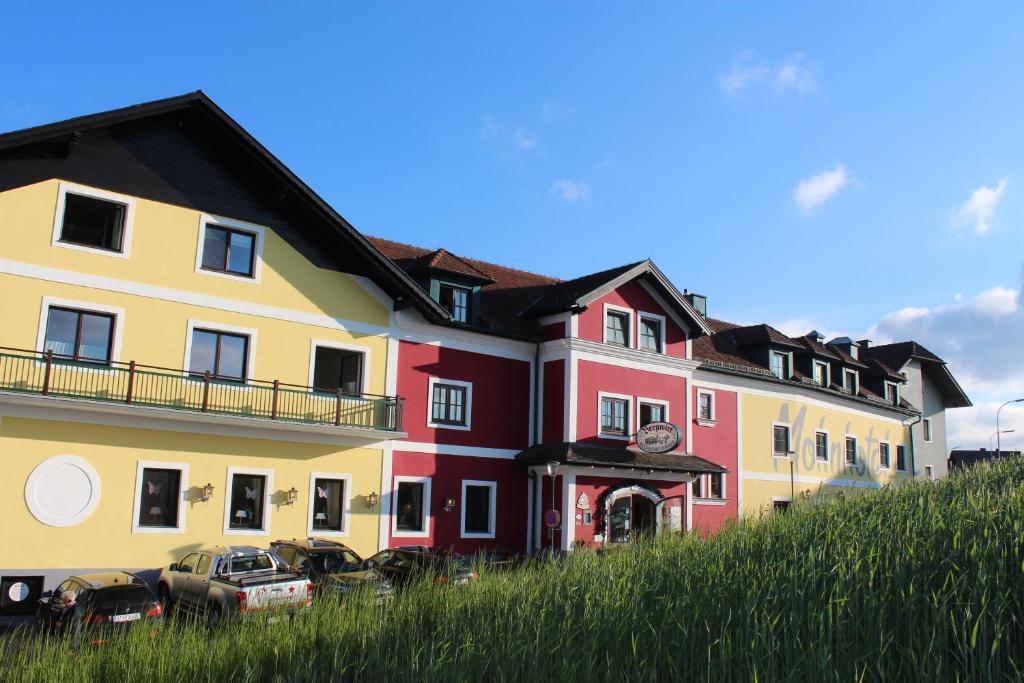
[
  {"left": 527, "top": 469, "right": 538, "bottom": 552},
  {"left": 906, "top": 414, "right": 922, "bottom": 478}
]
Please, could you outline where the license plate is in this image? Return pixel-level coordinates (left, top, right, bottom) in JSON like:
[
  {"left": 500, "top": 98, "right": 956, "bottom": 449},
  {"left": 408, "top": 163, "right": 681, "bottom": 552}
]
[{"left": 111, "top": 613, "right": 141, "bottom": 623}]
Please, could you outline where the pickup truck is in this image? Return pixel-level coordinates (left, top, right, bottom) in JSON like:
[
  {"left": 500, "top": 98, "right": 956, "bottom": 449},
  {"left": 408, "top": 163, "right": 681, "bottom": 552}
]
[{"left": 157, "top": 546, "right": 313, "bottom": 626}]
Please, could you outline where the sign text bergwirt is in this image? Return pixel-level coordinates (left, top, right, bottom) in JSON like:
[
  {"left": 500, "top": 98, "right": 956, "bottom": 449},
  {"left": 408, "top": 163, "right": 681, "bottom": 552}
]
[{"left": 635, "top": 421, "right": 682, "bottom": 454}]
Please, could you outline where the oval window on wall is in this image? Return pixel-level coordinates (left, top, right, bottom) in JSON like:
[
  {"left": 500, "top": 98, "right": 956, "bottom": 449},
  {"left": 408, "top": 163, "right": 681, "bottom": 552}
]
[{"left": 24, "top": 455, "right": 102, "bottom": 527}]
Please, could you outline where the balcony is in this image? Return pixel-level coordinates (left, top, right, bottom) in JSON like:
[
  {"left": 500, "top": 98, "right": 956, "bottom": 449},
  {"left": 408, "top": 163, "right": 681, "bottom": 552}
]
[{"left": 0, "top": 347, "right": 404, "bottom": 434}]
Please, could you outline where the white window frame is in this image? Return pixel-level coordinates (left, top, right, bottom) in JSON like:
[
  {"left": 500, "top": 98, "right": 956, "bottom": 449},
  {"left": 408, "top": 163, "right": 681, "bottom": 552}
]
[
  {"left": 896, "top": 444, "right": 907, "bottom": 472},
  {"left": 924, "top": 465, "right": 934, "bottom": 479},
  {"left": 183, "top": 319, "right": 257, "bottom": 382},
  {"left": 884, "top": 381, "right": 900, "bottom": 405},
  {"left": 637, "top": 311, "right": 667, "bottom": 354},
  {"left": 922, "top": 418, "right": 933, "bottom": 443},
  {"left": 602, "top": 303, "right": 634, "bottom": 348},
  {"left": 813, "top": 360, "right": 830, "bottom": 388},
  {"left": 598, "top": 391, "right": 633, "bottom": 441},
  {"left": 306, "top": 471, "right": 353, "bottom": 537},
  {"left": 814, "top": 430, "right": 830, "bottom": 462},
  {"left": 36, "top": 296, "right": 126, "bottom": 366},
  {"left": 131, "top": 460, "right": 189, "bottom": 534},
  {"left": 696, "top": 389, "right": 716, "bottom": 425},
  {"left": 51, "top": 181, "right": 136, "bottom": 259},
  {"left": 691, "top": 475, "right": 703, "bottom": 499},
  {"left": 770, "top": 351, "right": 793, "bottom": 380},
  {"left": 308, "top": 339, "right": 371, "bottom": 395},
  {"left": 771, "top": 421, "right": 792, "bottom": 458},
  {"left": 460, "top": 479, "right": 497, "bottom": 539},
  {"left": 194, "top": 213, "right": 266, "bottom": 283},
  {"left": 223, "top": 466, "right": 274, "bottom": 536},
  {"left": 426, "top": 377, "right": 473, "bottom": 431},
  {"left": 771, "top": 497, "right": 793, "bottom": 513},
  {"left": 391, "top": 475, "right": 432, "bottom": 538},
  {"left": 844, "top": 435, "right": 858, "bottom": 466},
  {"left": 636, "top": 396, "right": 670, "bottom": 429},
  {"left": 843, "top": 369, "right": 859, "bottom": 395},
  {"left": 694, "top": 472, "right": 727, "bottom": 503},
  {"left": 879, "top": 440, "right": 892, "bottom": 469}
]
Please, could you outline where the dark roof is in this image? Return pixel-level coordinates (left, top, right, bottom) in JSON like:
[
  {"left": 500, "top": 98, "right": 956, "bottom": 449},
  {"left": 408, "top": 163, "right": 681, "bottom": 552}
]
[
  {"left": 519, "top": 261, "right": 644, "bottom": 317},
  {"left": 794, "top": 334, "right": 842, "bottom": 360},
  {"left": 0, "top": 92, "right": 449, "bottom": 323},
  {"left": 864, "top": 342, "right": 972, "bottom": 408},
  {"left": 403, "top": 248, "right": 495, "bottom": 284},
  {"left": 516, "top": 442, "right": 727, "bottom": 474},
  {"left": 729, "top": 324, "right": 803, "bottom": 349}
]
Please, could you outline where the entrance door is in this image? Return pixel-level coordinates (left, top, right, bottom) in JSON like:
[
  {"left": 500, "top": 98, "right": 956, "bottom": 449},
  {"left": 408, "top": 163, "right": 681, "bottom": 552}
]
[
  {"left": 608, "top": 495, "right": 656, "bottom": 543},
  {"left": 655, "top": 496, "right": 685, "bottom": 535}
]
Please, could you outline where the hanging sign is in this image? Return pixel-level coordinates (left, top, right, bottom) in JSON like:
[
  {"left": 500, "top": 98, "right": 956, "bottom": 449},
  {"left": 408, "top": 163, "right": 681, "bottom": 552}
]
[
  {"left": 635, "top": 421, "right": 682, "bottom": 454},
  {"left": 576, "top": 492, "right": 590, "bottom": 509},
  {"left": 543, "top": 509, "right": 562, "bottom": 528}
]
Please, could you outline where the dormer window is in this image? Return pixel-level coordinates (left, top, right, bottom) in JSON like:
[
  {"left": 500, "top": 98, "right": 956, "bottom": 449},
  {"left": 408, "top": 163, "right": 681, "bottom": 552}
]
[
  {"left": 638, "top": 315, "right": 663, "bottom": 353},
  {"left": 604, "top": 309, "right": 631, "bottom": 347},
  {"left": 813, "top": 361, "right": 829, "bottom": 388},
  {"left": 885, "top": 381, "right": 900, "bottom": 406},
  {"left": 843, "top": 369, "right": 859, "bottom": 395},
  {"left": 770, "top": 351, "right": 790, "bottom": 380},
  {"left": 439, "top": 284, "right": 471, "bottom": 322}
]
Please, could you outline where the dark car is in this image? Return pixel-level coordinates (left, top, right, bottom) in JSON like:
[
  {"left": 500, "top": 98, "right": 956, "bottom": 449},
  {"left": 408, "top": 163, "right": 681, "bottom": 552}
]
[
  {"left": 364, "top": 548, "right": 479, "bottom": 588},
  {"left": 36, "top": 572, "right": 162, "bottom": 641},
  {"left": 270, "top": 538, "right": 393, "bottom": 598}
]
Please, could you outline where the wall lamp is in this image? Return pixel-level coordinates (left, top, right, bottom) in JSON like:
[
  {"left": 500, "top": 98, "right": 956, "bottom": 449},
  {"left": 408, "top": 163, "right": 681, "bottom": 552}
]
[
  {"left": 285, "top": 487, "right": 299, "bottom": 506},
  {"left": 443, "top": 496, "right": 457, "bottom": 513},
  {"left": 366, "top": 491, "right": 379, "bottom": 509},
  {"left": 201, "top": 482, "right": 214, "bottom": 502}
]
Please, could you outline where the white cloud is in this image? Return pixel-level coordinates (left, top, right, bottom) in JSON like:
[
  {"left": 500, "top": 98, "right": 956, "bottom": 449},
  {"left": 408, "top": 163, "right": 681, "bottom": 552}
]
[
  {"left": 793, "top": 164, "right": 850, "bottom": 214},
  {"left": 550, "top": 179, "right": 591, "bottom": 202},
  {"left": 512, "top": 127, "right": 538, "bottom": 151},
  {"left": 719, "top": 51, "right": 819, "bottom": 96},
  {"left": 951, "top": 178, "right": 1008, "bottom": 235}
]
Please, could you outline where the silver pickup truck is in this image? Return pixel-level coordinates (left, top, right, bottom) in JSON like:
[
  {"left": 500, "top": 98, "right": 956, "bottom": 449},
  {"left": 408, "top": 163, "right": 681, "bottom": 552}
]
[{"left": 157, "top": 546, "right": 313, "bottom": 626}]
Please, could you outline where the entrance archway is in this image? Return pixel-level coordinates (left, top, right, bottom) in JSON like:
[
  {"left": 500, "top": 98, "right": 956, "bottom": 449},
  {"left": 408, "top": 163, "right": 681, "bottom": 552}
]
[{"left": 605, "top": 486, "right": 661, "bottom": 544}]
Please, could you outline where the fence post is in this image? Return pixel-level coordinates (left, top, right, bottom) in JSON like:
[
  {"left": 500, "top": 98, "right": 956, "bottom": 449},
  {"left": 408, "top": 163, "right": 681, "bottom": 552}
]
[
  {"left": 41, "top": 350, "right": 53, "bottom": 396},
  {"left": 126, "top": 360, "right": 136, "bottom": 404},
  {"left": 335, "top": 388, "right": 342, "bottom": 426},
  {"left": 272, "top": 380, "right": 280, "bottom": 420},
  {"left": 202, "top": 371, "right": 211, "bottom": 412}
]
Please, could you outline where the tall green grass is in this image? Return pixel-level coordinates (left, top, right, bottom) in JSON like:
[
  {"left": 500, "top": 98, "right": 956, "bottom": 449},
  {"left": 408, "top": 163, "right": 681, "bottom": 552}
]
[{"left": 4, "top": 457, "right": 1023, "bottom": 682}]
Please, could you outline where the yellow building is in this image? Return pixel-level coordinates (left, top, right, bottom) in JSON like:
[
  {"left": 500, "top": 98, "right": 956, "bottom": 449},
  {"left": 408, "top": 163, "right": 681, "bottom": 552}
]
[{"left": 0, "top": 93, "right": 448, "bottom": 608}]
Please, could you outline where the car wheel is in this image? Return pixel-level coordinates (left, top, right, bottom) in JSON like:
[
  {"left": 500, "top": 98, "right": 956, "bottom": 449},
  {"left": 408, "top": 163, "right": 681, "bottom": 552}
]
[
  {"left": 159, "top": 585, "right": 174, "bottom": 617},
  {"left": 207, "top": 602, "right": 222, "bottom": 629}
]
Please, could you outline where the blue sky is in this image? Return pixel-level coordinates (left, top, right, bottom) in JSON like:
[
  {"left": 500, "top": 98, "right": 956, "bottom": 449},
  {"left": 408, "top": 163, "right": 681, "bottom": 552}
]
[{"left": 2, "top": 3, "right": 1022, "bottom": 450}]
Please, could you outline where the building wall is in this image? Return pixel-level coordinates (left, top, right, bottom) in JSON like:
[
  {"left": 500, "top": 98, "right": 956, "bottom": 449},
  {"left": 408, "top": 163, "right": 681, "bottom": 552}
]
[
  {"left": 689, "top": 384, "right": 739, "bottom": 531},
  {"left": 571, "top": 475, "right": 689, "bottom": 547},
  {"left": 542, "top": 359, "right": 565, "bottom": 443},
  {"left": 576, "top": 282, "right": 688, "bottom": 358}
]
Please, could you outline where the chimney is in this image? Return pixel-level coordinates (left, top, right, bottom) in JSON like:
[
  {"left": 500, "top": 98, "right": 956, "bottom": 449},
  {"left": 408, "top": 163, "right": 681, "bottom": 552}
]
[
  {"left": 683, "top": 290, "right": 707, "bottom": 318},
  {"left": 857, "top": 339, "right": 871, "bottom": 356},
  {"left": 808, "top": 330, "right": 825, "bottom": 343}
]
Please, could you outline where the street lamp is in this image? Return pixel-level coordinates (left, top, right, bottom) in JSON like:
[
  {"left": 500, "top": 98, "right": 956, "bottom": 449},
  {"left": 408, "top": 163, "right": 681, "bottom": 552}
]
[
  {"left": 996, "top": 399, "right": 1024, "bottom": 456},
  {"left": 545, "top": 461, "right": 560, "bottom": 550},
  {"left": 990, "top": 430, "right": 1015, "bottom": 450}
]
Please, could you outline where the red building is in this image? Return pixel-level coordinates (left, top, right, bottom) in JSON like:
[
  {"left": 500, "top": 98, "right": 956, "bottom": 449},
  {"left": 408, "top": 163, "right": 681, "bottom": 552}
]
[{"left": 369, "top": 239, "right": 735, "bottom": 553}]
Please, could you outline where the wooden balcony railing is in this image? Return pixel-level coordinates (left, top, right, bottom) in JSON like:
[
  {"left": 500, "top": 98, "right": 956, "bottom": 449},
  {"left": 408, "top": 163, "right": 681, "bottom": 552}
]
[{"left": 0, "top": 346, "right": 404, "bottom": 433}]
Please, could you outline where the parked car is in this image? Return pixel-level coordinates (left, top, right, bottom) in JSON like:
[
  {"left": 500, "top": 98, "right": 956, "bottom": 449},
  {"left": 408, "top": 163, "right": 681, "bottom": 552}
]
[
  {"left": 35, "top": 572, "right": 162, "bottom": 641},
  {"left": 364, "top": 548, "right": 479, "bottom": 588},
  {"left": 158, "top": 546, "right": 312, "bottom": 626},
  {"left": 269, "top": 538, "right": 394, "bottom": 599}
]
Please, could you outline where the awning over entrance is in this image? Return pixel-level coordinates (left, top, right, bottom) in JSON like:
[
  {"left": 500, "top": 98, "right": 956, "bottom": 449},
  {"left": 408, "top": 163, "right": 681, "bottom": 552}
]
[{"left": 516, "top": 442, "right": 726, "bottom": 475}]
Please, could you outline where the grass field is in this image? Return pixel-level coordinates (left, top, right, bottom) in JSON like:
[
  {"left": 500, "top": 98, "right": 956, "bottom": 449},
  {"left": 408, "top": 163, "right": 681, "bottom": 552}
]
[{"left": 3, "top": 457, "right": 1023, "bottom": 682}]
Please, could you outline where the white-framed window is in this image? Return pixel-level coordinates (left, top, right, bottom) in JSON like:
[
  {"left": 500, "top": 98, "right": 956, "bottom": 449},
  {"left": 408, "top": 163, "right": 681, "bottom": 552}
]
[
  {"left": 845, "top": 436, "right": 858, "bottom": 465},
  {"left": 770, "top": 351, "right": 791, "bottom": 380},
  {"left": 772, "top": 422, "right": 791, "bottom": 457},
  {"left": 36, "top": 297, "right": 125, "bottom": 365},
  {"left": 923, "top": 418, "right": 933, "bottom": 442},
  {"left": 924, "top": 465, "right": 934, "bottom": 479},
  {"left": 392, "top": 475, "right": 431, "bottom": 538},
  {"left": 813, "top": 361, "right": 829, "bottom": 388},
  {"left": 427, "top": 377, "right": 472, "bottom": 430},
  {"left": 194, "top": 214, "right": 265, "bottom": 282},
  {"left": 896, "top": 444, "right": 907, "bottom": 471},
  {"left": 51, "top": 182, "right": 135, "bottom": 258},
  {"left": 309, "top": 339, "right": 369, "bottom": 395},
  {"left": 815, "top": 430, "right": 829, "bottom": 462},
  {"left": 438, "top": 283, "right": 472, "bottom": 323},
  {"left": 879, "top": 441, "right": 891, "bottom": 469},
  {"left": 691, "top": 476, "right": 702, "bottom": 499},
  {"left": 706, "top": 472, "right": 725, "bottom": 499},
  {"left": 223, "top": 466, "right": 273, "bottom": 536},
  {"left": 884, "top": 381, "right": 900, "bottom": 406},
  {"left": 603, "top": 304, "right": 633, "bottom": 347},
  {"left": 772, "top": 498, "right": 792, "bottom": 513},
  {"left": 132, "top": 461, "right": 188, "bottom": 534},
  {"left": 843, "top": 369, "right": 859, "bottom": 395},
  {"left": 696, "top": 389, "right": 715, "bottom": 423},
  {"left": 637, "top": 397, "right": 669, "bottom": 428},
  {"left": 637, "top": 311, "right": 666, "bottom": 353},
  {"left": 460, "top": 480, "right": 497, "bottom": 539},
  {"left": 308, "top": 472, "right": 352, "bottom": 536},
  {"left": 184, "top": 320, "right": 256, "bottom": 382},
  {"left": 598, "top": 391, "right": 632, "bottom": 440}
]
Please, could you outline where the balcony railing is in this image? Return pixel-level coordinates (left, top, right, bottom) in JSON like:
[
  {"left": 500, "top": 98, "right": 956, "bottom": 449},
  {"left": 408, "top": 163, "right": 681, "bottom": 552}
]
[{"left": 0, "top": 347, "right": 404, "bottom": 433}]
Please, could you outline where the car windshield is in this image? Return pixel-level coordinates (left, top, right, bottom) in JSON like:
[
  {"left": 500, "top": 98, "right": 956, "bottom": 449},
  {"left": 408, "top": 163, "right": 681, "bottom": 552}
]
[
  {"left": 90, "top": 586, "right": 154, "bottom": 611},
  {"left": 310, "top": 549, "right": 362, "bottom": 574}
]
